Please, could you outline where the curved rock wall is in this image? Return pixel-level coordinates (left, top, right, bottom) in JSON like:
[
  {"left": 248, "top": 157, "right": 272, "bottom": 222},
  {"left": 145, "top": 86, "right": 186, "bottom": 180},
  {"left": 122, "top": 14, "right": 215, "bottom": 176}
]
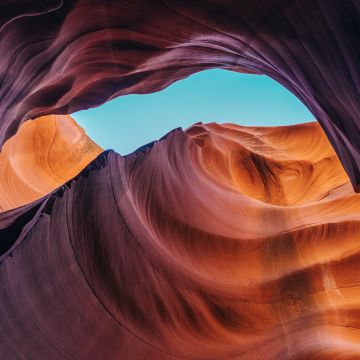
[
  {"left": 1, "top": 1, "right": 360, "bottom": 189},
  {"left": 0, "top": 114, "right": 102, "bottom": 211},
  {"left": 1, "top": 122, "right": 359, "bottom": 359}
]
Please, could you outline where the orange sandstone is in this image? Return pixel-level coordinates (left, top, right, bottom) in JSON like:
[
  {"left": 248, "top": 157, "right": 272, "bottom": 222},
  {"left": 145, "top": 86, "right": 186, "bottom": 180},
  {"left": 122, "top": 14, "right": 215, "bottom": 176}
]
[
  {"left": 1, "top": 120, "right": 360, "bottom": 359},
  {"left": 0, "top": 114, "right": 102, "bottom": 211}
]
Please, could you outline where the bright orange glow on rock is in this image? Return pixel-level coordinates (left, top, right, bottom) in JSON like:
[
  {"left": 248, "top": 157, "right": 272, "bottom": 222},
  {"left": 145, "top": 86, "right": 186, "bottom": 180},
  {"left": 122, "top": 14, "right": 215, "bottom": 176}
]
[{"left": 0, "top": 114, "right": 102, "bottom": 211}]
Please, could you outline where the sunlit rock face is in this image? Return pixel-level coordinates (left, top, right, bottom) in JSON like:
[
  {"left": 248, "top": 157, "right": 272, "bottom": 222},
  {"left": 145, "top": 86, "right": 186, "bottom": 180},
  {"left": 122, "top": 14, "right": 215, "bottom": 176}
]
[
  {"left": 0, "top": 114, "right": 102, "bottom": 211},
  {"left": 1, "top": 121, "right": 359, "bottom": 359},
  {"left": 0, "top": 1, "right": 360, "bottom": 190},
  {"left": 187, "top": 122, "right": 350, "bottom": 206},
  {"left": 1, "top": 1, "right": 360, "bottom": 357}
]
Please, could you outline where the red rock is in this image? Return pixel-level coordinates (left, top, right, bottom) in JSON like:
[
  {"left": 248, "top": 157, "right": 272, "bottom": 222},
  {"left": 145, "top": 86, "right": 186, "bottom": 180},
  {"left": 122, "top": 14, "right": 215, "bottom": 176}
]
[
  {"left": 0, "top": 1, "right": 360, "bottom": 189},
  {"left": 1, "top": 121, "right": 359, "bottom": 359}
]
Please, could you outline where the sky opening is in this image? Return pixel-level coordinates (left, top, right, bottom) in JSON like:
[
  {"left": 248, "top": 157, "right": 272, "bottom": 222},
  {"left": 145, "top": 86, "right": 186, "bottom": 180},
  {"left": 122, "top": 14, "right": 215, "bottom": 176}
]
[{"left": 72, "top": 69, "right": 313, "bottom": 155}]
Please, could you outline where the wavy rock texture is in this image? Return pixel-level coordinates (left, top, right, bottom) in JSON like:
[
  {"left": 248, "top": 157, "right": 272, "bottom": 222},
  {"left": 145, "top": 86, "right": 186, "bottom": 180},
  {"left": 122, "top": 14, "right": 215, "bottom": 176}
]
[
  {"left": 0, "top": 1, "right": 360, "bottom": 190},
  {"left": 0, "top": 114, "right": 102, "bottom": 211},
  {"left": 1, "top": 121, "right": 359, "bottom": 359}
]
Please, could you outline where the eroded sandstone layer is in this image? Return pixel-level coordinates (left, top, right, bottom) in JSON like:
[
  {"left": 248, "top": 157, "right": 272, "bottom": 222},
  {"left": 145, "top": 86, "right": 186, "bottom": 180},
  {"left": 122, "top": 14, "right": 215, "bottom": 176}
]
[
  {"left": 1, "top": 121, "right": 359, "bottom": 359},
  {"left": 1, "top": 1, "right": 360, "bottom": 190},
  {"left": 0, "top": 114, "right": 102, "bottom": 211}
]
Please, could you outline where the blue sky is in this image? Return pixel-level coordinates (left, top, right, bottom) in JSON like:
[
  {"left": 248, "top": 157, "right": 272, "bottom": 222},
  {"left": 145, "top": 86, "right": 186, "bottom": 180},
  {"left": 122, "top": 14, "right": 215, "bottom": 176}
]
[{"left": 72, "top": 69, "right": 313, "bottom": 155}]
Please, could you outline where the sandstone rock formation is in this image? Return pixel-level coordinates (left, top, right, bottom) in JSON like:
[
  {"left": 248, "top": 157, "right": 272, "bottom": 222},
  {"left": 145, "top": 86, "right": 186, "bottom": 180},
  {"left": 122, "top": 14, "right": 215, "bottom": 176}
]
[
  {"left": 0, "top": 1, "right": 360, "bottom": 190},
  {"left": 0, "top": 114, "right": 102, "bottom": 211},
  {"left": 1, "top": 121, "right": 359, "bottom": 359}
]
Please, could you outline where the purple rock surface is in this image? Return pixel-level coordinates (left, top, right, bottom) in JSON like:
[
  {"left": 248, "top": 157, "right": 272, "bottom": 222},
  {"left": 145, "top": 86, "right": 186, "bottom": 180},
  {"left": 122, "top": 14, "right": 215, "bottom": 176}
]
[{"left": 0, "top": 0, "right": 359, "bottom": 189}]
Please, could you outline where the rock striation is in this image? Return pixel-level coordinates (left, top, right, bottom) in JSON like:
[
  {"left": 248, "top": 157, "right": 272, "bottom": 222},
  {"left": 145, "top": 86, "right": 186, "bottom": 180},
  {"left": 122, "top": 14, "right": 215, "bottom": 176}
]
[
  {"left": 0, "top": 1, "right": 360, "bottom": 190},
  {"left": 0, "top": 114, "right": 102, "bottom": 211},
  {"left": 1, "top": 121, "right": 359, "bottom": 359}
]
